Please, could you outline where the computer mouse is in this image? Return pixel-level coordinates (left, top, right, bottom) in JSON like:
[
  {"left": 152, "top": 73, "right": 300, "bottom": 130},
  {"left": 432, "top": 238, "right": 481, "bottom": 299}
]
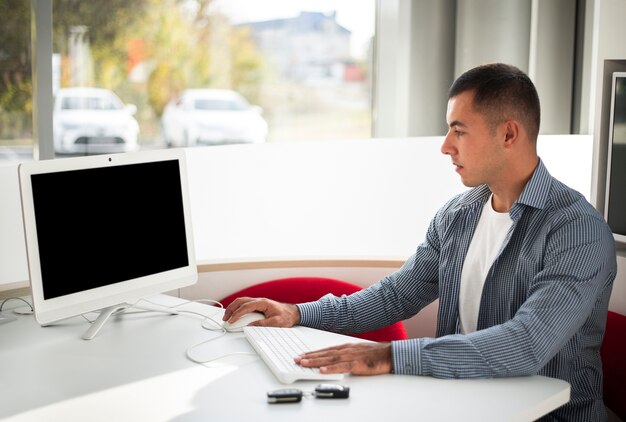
[{"left": 222, "top": 311, "right": 265, "bottom": 332}]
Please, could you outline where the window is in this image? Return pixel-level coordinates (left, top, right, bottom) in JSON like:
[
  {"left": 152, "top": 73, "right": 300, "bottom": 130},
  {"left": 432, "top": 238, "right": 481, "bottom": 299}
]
[
  {"left": 1, "top": 0, "right": 586, "bottom": 162},
  {"left": 0, "top": 0, "right": 32, "bottom": 161},
  {"left": 0, "top": 0, "right": 375, "bottom": 161}
]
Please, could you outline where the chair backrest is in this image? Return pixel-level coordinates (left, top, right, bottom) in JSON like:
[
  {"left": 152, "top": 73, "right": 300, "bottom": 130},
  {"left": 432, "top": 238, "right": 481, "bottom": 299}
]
[
  {"left": 601, "top": 310, "right": 626, "bottom": 420},
  {"left": 219, "top": 277, "right": 408, "bottom": 342}
]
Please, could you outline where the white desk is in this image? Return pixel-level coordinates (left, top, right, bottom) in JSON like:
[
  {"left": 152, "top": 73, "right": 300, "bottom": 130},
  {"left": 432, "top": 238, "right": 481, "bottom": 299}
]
[{"left": 0, "top": 295, "right": 570, "bottom": 422}]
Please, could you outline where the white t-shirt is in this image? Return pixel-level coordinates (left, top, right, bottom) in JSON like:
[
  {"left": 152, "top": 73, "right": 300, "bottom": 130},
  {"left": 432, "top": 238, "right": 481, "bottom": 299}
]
[{"left": 459, "top": 195, "right": 513, "bottom": 334}]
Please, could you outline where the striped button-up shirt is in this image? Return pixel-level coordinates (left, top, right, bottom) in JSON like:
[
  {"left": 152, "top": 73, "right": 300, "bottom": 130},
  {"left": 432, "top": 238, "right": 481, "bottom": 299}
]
[{"left": 298, "top": 160, "right": 617, "bottom": 421}]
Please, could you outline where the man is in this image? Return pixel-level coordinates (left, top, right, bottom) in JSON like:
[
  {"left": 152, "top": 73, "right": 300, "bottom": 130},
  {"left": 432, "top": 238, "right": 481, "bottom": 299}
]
[{"left": 223, "top": 63, "right": 617, "bottom": 421}]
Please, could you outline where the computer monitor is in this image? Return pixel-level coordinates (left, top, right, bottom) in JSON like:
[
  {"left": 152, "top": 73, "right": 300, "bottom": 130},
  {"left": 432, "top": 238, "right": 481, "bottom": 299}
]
[
  {"left": 604, "top": 72, "right": 626, "bottom": 243},
  {"left": 19, "top": 149, "right": 197, "bottom": 339}
]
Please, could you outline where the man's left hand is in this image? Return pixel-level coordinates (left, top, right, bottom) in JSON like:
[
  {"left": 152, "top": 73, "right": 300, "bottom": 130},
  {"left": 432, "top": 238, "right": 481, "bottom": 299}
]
[{"left": 294, "top": 342, "right": 393, "bottom": 375}]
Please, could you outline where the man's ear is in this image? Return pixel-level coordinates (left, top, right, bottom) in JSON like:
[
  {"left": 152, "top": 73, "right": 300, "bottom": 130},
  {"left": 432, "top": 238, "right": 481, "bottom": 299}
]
[{"left": 503, "top": 120, "right": 520, "bottom": 146}]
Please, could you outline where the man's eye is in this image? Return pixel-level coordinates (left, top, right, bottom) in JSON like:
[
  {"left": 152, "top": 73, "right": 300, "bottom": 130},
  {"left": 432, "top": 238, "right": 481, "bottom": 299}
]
[{"left": 455, "top": 130, "right": 464, "bottom": 137}]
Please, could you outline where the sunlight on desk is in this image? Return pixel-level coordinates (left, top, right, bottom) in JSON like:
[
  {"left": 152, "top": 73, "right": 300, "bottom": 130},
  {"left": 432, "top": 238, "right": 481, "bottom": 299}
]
[{"left": 7, "top": 366, "right": 235, "bottom": 422}]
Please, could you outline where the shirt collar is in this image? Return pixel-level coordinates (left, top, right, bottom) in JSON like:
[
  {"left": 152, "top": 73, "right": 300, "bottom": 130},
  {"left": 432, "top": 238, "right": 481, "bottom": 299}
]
[
  {"left": 457, "top": 159, "right": 551, "bottom": 217},
  {"left": 515, "top": 159, "right": 551, "bottom": 210}
]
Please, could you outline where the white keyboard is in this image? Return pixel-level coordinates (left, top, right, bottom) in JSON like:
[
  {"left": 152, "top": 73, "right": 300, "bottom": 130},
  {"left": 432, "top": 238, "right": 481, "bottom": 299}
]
[{"left": 243, "top": 326, "right": 344, "bottom": 384}]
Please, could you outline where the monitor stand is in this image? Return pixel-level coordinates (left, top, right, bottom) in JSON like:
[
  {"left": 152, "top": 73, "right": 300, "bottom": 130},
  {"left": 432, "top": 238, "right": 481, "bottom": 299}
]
[{"left": 82, "top": 301, "right": 179, "bottom": 340}]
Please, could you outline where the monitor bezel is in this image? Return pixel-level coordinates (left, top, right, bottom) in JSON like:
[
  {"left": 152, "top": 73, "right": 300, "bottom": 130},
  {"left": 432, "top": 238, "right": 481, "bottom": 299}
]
[
  {"left": 19, "top": 149, "right": 197, "bottom": 325},
  {"left": 604, "top": 71, "right": 626, "bottom": 244}
]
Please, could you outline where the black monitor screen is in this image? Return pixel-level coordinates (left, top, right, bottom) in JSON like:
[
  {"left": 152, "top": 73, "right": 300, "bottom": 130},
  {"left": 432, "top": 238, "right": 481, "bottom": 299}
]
[
  {"left": 31, "top": 159, "right": 190, "bottom": 300},
  {"left": 607, "top": 75, "right": 626, "bottom": 239}
]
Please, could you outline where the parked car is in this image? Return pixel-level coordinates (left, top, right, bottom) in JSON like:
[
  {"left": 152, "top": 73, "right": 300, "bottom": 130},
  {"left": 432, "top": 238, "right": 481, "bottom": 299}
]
[
  {"left": 160, "top": 89, "right": 268, "bottom": 147},
  {"left": 53, "top": 87, "right": 140, "bottom": 154}
]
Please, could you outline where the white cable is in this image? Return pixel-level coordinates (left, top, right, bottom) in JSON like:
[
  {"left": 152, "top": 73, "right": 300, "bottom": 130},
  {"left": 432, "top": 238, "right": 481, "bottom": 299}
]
[
  {"left": 0, "top": 297, "right": 33, "bottom": 312},
  {"left": 124, "top": 297, "right": 226, "bottom": 330},
  {"left": 185, "top": 330, "right": 258, "bottom": 364},
  {"left": 76, "top": 296, "right": 255, "bottom": 365},
  {"left": 186, "top": 348, "right": 258, "bottom": 365},
  {"left": 169, "top": 298, "right": 259, "bottom": 365},
  {"left": 190, "top": 298, "right": 224, "bottom": 308}
]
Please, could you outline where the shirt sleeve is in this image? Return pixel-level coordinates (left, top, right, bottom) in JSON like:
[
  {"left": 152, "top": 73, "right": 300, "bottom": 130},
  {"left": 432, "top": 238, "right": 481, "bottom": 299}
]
[
  {"left": 296, "top": 206, "right": 443, "bottom": 331},
  {"left": 295, "top": 251, "right": 439, "bottom": 331},
  {"left": 297, "top": 300, "right": 325, "bottom": 327}
]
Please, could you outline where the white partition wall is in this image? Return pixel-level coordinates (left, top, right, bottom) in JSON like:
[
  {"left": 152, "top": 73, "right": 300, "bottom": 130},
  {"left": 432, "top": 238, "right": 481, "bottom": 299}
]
[
  {"left": 186, "top": 138, "right": 462, "bottom": 263},
  {"left": 185, "top": 135, "right": 592, "bottom": 265}
]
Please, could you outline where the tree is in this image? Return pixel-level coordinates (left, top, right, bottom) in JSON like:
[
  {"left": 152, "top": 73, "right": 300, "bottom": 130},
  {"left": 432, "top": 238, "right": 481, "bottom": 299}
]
[
  {"left": 0, "top": 0, "right": 265, "bottom": 131},
  {"left": 0, "top": 0, "right": 32, "bottom": 113},
  {"left": 53, "top": 0, "right": 152, "bottom": 89},
  {"left": 144, "top": 0, "right": 266, "bottom": 117}
]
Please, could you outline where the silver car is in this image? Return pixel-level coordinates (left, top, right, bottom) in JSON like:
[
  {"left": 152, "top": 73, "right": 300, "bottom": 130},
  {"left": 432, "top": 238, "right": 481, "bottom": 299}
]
[
  {"left": 53, "top": 87, "right": 140, "bottom": 154},
  {"left": 161, "top": 89, "right": 268, "bottom": 147}
]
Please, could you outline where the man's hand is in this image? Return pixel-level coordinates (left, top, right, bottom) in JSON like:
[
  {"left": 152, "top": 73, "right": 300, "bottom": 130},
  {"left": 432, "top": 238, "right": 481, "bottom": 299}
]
[
  {"left": 294, "top": 342, "right": 393, "bottom": 375},
  {"left": 222, "top": 297, "right": 301, "bottom": 328}
]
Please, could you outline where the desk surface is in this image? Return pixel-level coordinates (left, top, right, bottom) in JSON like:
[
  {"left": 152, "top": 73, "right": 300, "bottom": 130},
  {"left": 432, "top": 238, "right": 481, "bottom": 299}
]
[{"left": 0, "top": 295, "right": 570, "bottom": 422}]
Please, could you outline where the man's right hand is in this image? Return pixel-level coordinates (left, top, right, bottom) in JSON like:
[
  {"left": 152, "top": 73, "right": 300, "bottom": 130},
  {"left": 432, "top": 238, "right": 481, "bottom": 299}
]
[{"left": 222, "top": 297, "right": 301, "bottom": 328}]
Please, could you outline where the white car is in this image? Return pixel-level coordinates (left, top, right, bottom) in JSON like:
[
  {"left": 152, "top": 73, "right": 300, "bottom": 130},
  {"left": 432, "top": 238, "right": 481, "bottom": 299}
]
[
  {"left": 161, "top": 89, "right": 268, "bottom": 147},
  {"left": 53, "top": 87, "right": 140, "bottom": 154}
]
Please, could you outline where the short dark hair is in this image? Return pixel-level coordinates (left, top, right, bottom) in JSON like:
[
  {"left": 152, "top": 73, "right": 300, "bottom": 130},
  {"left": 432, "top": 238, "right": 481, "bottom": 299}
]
[{"left": 448, "top": 63, "right": 541, "bottom": 141}]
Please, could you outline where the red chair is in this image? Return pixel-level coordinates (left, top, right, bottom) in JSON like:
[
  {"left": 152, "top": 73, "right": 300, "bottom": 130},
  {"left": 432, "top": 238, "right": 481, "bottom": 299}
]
[
  {"left": 601, "top": 310, "right": 626, "bottom": 421},
  {"left": 218, "top": 277, "right": 408, "bottom": 342}
]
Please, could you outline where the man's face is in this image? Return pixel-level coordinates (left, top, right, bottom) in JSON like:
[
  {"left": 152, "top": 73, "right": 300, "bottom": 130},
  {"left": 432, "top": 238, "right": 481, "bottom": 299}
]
[{"left": 441, "top": 91, "right": 506, "bottom": 188}]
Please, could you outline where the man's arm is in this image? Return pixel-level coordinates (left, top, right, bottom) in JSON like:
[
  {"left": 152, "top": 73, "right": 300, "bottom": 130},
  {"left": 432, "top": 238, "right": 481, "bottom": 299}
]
[{"left": 296, "top": 210, "right": 445, "bottom": 335}]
